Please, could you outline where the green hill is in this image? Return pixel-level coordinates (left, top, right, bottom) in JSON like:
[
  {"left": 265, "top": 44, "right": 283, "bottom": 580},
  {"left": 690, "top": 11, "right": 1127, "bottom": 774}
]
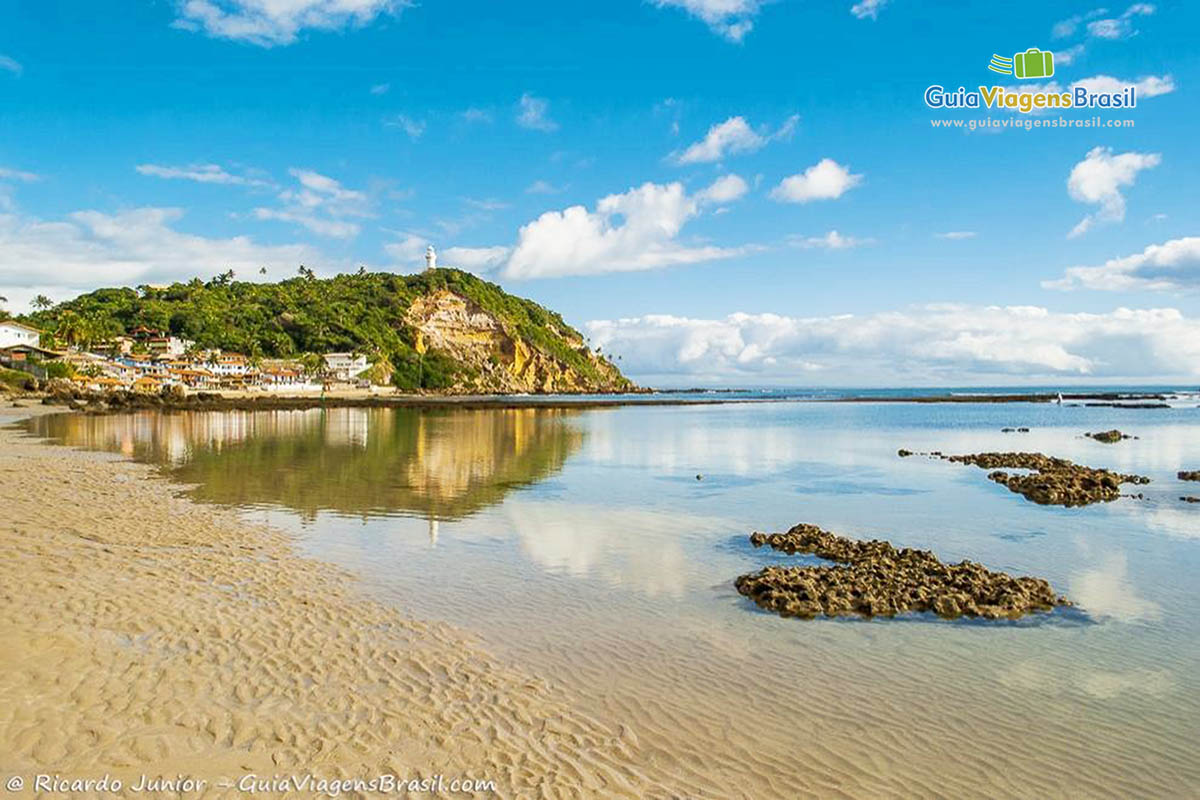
[{"left": 23, "top": 269, "right": 635, "bottom": 393}]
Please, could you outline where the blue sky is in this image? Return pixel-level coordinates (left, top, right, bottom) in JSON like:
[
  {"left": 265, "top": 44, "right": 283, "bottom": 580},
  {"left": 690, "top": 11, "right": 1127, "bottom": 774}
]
[{"left": 2, "top": 0, "right": 1199, "bottom": 385}]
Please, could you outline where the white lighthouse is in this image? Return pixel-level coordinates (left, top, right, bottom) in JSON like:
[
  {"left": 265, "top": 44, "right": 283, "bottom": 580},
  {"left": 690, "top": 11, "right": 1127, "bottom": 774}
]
[{"left": 425, "top": 244, "right": 437, "bottom": 272}]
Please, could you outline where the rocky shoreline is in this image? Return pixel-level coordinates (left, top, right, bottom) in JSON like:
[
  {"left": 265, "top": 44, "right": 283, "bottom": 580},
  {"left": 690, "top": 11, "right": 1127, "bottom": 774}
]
[
  {"left": 903, "top": 450, "right": 1151, "bottom": 507},
  {"left": 735, "top": 524, "right": 1069, "bottom": 621},
  {"left": 1085, "top": 429, "right": 1136, "bottom": 443}
]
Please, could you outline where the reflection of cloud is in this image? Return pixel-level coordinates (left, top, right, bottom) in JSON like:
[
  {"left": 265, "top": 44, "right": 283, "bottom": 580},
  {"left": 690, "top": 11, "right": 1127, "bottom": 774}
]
[
  {"left": 1080, "top": 669, "right": 1173, "bottom": 700},
  {"left": 1000, "top": 660, "right": 1173, "bottom": 700},
  {"left": 508, "top": 500, "right": 724, "bottom": 598},
  {"left": 1070, "top": 553, "right": 1160, "bottom": 622}
]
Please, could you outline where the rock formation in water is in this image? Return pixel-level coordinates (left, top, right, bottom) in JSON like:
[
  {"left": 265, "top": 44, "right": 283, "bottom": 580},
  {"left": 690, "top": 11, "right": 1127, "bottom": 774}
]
[
  {"left": 1085, "top": 430, "right": 1135, "bottom": 443},
  {"left": 900, "top": 450, "right": 1151, "bottom": 507},
  {"left": 735, "top": 523, "right": 1069, "bottom": 621},
  {"left": 1179, "top": 471, "right": 1200, "bottom": 482}
]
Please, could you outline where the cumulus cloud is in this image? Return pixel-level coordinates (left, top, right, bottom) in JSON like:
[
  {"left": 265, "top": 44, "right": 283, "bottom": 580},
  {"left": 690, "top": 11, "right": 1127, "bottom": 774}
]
[
  {"left": 442, "top": 246, "right": 511, "bottom": 273},
  {"left": 136, "top": 162, "right": 273, "bottom": 188},
  {"left": 695, "top": 174, "right": 749, "bottom": 205},
  {"left": 652, "top": 0, "right": 762, "bottom": 42},
  {"left": 1055, "top": 44, "right": 1085, "bottom": 66},
  {"left": 791, "top": 230, "right": 870, "bottom": 250},
  {"left": 673, "top": 114, "right": 797, "bottom": 164},
  {"left": 850, "top": 0, "right": 888, "bottom": 21},
  {"left": 1045, "top": 237, "right": 1200, "bottom": 292},
  {"left": 172, "top": 0, "right": 405, "bottom": 47},
  {"left": 516, "top": 93, "right": 558, "bottom": 132},
  {"left": 770, "top": 158, "right": 862, "bottom": 204},
  {"left": 383, "top": 233, "right": 429, "bottom": 265},
  {"left": 1066, "top": 146, "right": 1161, "bottom": 238},
  {"left": 0, "top": 206, "right": 320, "bottom": 310},
  {"left": 252, "top": 167, "right": 370, "bottom": 239},
  {"left": 585, "top": 305, "right": 1200, "bottom": 385},
  {"left": 0, "top": 55, "right": 21, "bottom": 76},
  {"left": 503, "top": 181, "right": 747, "bottom": 279}
]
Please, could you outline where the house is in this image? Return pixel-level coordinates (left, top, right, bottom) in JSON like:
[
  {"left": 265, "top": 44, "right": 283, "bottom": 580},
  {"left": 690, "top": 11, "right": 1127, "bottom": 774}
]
[
  {"left": 0, "top": 343, "right": 63, "bottom": 363},
  {"left": 0, "top": 321, "right": 42, "bottom": 349},
  {"left": 209, "top": 353, "right": 249, "bottom": 377},
  {"left": 323, "top": 352, "right": 369, "bottom": 382}
]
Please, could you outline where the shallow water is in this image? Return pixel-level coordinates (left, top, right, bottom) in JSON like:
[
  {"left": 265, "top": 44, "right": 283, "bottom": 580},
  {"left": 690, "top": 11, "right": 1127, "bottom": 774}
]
[{"left": 28, "top": 401, "right": 1200, "bottom": 798}]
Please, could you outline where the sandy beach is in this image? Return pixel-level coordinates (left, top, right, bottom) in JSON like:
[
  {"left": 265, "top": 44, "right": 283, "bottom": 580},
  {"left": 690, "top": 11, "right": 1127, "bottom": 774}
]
[{"left": 0, "top": 406, "right": 661, "bottom": 798}]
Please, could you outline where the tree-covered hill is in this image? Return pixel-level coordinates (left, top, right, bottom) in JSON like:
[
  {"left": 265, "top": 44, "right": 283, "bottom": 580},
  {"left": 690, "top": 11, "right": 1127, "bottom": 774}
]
[{"left": 22, "top": 268, "right": 635, "bottom": 393}]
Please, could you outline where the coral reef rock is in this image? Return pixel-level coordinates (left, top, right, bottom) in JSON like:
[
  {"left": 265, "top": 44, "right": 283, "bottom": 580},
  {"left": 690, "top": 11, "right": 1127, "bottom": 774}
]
[
  {"left": 737, "top": 523, "right": 1069, "bottom": 621},
  {"left": 905, "top": 450, "right": 1151, "bottom": 507},
  {"left": 1085, "top": 430, "right": 1135, "bottom": 443}
]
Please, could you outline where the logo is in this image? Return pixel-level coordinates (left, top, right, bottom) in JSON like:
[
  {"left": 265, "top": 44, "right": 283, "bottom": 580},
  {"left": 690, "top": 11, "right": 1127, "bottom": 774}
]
[{"left": 988, "top": 48, "right": 1054, "bottom": 79}]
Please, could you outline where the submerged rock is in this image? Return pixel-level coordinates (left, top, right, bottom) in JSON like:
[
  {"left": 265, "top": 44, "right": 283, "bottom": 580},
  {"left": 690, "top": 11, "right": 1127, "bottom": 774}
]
[
  {"left": 939, "top": 451, "right": 1149, "bottom": 507},
  {"left": 1086, "top": 429, "right": 1135, "bottom": 443},
  {"left": 737, "top": 523, "right": 1069, "bottom": 621}
]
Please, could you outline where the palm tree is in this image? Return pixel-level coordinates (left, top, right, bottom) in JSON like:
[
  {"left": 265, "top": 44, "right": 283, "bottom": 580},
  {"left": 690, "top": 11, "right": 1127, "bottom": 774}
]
[{"left": 31, "top": 295, "right": 53, "bottom": 311}]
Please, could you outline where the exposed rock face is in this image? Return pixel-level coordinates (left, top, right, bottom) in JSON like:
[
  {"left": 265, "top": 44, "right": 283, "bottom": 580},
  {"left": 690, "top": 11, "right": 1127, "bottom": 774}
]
[
  {"left": 1179, "top": 471, "right": 1200, "bottom": 482},
  {"left": 1086, "top": 429, "right": 1134, "bottom": 443},
  {"left": 736, "top": 523, "right": 1069, "bottom": 621},
  {"left": 405, "top": 289, "right": 632, "bottom": 394},
  {"left": 929, "top": 451, "right": 1149, "bottom": 507}
]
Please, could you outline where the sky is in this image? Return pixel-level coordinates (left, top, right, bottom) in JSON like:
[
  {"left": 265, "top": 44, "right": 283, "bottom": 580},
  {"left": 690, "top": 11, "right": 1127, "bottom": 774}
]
[{"left": 1, "top": 0, "right": 1199, "bottom": 386}]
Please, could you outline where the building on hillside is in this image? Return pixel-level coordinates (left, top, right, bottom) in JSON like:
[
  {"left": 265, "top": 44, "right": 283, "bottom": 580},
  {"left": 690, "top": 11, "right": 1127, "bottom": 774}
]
[
  {"left": 209, "top": 353, "right": 249, "bottom": 377},
  {"left": 0, "top": 321, "right": 42, "bottom": 349},
  {"left": 0, "top": 343, "right": 64, "bottom": 363},
  {"left": 323, "top": 352, "right": 369, "bottom": 382}
]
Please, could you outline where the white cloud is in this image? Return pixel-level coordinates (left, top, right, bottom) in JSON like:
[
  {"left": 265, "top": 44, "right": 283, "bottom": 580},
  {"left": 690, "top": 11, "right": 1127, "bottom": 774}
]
[
  {"left": 460, "top": 108, "right": 493, "bottom": 124},
  {"left": 135, "top": 162, "right": 273, "bottom": 188},
  {"left": 850, "top": 0, "right": 888, "bottom": 21},
  {"left": 0, "top": 206, "right": 320, "bottom": 308},
  {"left": 385, "top": 114, "right": 426, "bottom": 139},
  {"left": 586, "top": 305, "right": 1200, "bottom": 384},
  {"left": 369, "top": 82, "right": 390, "bottom": 95},
  {"left": 696, "top": 174, "right": 748, "bottom": 205},
  {"left": 516, "top": 93, "right": 558, "bottom": 132},
  {"left": 252, "top": 168, "right": 371, "bottom": 239},
  {"left": 1055, "top": 44, "right": 1085, "bottom": 66},
  {"left": 935, "top": 231, "right": 977, "bottom": 240},
  {"left": 526, "top": 180, "right": 565, "bottom": 195},
  {"left": 653, "top": 0, "right": 762, "bottom": 42},
  {"left": 791, "top": 230, "right": 870, "bottom": 250},
  {"left": 1086, "top": 3, "right": 1156, "bottom": 39},
  {"left": 673, "top": 114, "right": 797, "bottom": 164},
  {"left": 1071, "top": 73, "right": 1175, "bottom": 98},
  {"left": 0, "top": 55, "right": 21, "bottom": 76},
  {"left": 1066, "top": 146, "right": 1161, "bottom": 238},
  {"left": 770, "top": 158, "right": 862, "bottom": 204},
  {"left": 1053, "top": 4, "right": 1154, "bottom": 40},
  {"left": 442, "top": 246, "right": 511, "bottom": 273},
  {"left": 0, "top": 167, "right": 39, "bottom": 183},
  {"left": 383, "top": 233, "right": 429, "bottom": 265},
  {"left": 1046, "top": 237, "right": 1200, "bottom": 292},
  {"left": 503, "top": 181, "right": 746, "bottom": 279},
  {"left": 173, "top": 0, "right": 405, "bottom": 47}
]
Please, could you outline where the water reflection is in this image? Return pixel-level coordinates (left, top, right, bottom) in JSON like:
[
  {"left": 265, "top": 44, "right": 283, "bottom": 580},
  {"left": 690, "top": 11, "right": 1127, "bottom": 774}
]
[{"left": 30, "top": 407, "right": 584, "bottom": 522}]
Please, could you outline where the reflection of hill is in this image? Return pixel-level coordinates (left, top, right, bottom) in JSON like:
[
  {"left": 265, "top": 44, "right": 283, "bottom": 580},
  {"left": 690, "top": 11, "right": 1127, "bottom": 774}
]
[{"left": 32, "top": 408, "right": 584, "bottom": 521}]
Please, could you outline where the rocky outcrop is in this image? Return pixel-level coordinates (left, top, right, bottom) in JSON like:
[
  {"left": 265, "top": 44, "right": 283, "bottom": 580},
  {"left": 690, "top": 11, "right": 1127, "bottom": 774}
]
[
  {"left": 405, "top": 289, "right": 633, "bottom": 394},
  {"left": 903, "top": 450, "right": 1150, "bottom": 507},
  {"left": 1179, "top": 471, "right": 1200, "bottom": 482},
  {"left": 1086, "top": 429, "right": 1135, "bottom": 443},
  {"left": 736, "top": 523, "right": 1068, "bottom": 621}
]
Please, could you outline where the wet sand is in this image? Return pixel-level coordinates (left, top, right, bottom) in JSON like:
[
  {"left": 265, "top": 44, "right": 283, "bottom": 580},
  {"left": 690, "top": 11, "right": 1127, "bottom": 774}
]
[{"left": 0, "top": 407, "right": 660, "bottom": 798}]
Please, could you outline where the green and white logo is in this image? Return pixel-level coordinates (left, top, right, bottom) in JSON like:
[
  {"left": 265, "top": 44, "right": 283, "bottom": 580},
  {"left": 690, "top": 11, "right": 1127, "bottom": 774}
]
[{"left": 988, "top": 48, "right": 1055, "bottom": 79}]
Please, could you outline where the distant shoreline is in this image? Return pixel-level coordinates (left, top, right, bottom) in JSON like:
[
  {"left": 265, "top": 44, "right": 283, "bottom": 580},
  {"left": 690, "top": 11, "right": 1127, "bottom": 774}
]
[{"left": 24, "top": 385, "right": 1187, "bottom": 413}]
